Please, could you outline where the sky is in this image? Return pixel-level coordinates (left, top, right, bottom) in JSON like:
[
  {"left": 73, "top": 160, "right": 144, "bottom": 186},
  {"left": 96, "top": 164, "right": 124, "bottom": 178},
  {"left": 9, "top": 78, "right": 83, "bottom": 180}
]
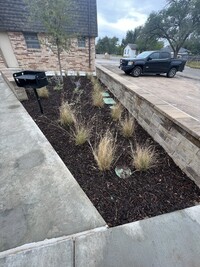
[{"left": 96, "top": 0, "right": 167, "bottom": 41}]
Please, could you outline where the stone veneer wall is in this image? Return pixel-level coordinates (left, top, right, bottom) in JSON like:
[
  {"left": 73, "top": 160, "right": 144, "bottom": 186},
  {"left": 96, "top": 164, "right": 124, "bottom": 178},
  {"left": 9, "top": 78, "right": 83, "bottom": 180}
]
[
  {"left": 96, "top": 65, "right": 200, "bottom": 186},
  {"left": 8, "top": 32, "right": 95, "bottom": 72}
]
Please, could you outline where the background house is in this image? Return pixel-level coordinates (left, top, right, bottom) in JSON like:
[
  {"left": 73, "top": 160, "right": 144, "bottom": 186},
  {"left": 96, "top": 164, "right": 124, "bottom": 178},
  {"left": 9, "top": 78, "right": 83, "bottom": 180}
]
[
  {"left": 0, "top": 0, "right": 97, "bottom": 72},
  {"left": 123, "top": 44, "right": 137, "bottom": 58},
  {"left": 160, "top": 45, "right": 190, "bottom": 59}
]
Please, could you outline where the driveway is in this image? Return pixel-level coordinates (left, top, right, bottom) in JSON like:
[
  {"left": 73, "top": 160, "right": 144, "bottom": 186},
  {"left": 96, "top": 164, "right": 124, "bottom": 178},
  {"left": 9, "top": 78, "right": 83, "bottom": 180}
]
[
  {"left": 95, "top": 54, "right": 200, "bottom": 80},
  {"left": 95, "top": 59, "right": 200, "bottom": 122}
]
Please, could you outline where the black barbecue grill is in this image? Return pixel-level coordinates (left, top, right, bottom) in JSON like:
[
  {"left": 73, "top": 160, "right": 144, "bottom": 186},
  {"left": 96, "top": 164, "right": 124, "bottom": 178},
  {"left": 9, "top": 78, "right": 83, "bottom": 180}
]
[{"left": 13, "top": 70, "right": 48, "bottom": 114}]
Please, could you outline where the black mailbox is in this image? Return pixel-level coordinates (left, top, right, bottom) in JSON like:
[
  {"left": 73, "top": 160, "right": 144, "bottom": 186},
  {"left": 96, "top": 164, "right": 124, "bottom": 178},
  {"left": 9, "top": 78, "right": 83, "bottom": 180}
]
[{"left": 13, "top": 70, "right": 48, "bottom": 114}]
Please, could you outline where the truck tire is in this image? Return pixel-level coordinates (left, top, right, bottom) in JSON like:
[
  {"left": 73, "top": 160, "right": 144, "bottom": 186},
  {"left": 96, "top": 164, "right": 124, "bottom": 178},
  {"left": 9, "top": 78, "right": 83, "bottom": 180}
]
[
  {"left": 131, "top": 66, "right": 142, "bottom": 77},
  {"left": 167, "top": 67, "right": 177, "bottom": 78},
  {"left": 124, "top": 70, "right": 131, "bottom": 75}
]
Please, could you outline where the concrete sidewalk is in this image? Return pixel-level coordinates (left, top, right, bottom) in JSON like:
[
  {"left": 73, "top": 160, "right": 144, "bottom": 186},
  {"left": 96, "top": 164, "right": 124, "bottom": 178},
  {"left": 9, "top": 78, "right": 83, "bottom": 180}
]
[
  {"left": 1, "top": 205, "right": 200, "bottom": 267},
  {"left": 0, "top": 73, "right": 106, "bottom": 252},
  {"left": 177, "top": 66, "right": 200, "bottom": 81},
  {"left": 1, "top": 72, "right": 200, "bottom": 267}
]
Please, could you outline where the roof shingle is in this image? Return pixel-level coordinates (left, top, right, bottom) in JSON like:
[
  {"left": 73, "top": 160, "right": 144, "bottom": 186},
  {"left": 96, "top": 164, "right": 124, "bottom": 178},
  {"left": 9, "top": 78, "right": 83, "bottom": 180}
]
[{"left": 0, "top": 0, "right": 97, "bottom": 37}]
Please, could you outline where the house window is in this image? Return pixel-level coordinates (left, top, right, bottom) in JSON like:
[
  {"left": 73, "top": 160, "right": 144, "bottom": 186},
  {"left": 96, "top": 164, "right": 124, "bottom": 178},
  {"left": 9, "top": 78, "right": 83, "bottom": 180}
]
[
  {"left": 23, "top": 32, "right": 40, "bottom": 49},
  {"left": 78, "top": 37, "right": 86, "bottom": 48}
]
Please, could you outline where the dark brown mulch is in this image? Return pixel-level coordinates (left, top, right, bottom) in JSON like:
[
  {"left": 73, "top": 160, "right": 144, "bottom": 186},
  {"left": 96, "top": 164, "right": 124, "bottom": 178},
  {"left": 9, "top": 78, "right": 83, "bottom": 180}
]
[{"left": 22, "top": 76, "right": 200, "bottom": 227}]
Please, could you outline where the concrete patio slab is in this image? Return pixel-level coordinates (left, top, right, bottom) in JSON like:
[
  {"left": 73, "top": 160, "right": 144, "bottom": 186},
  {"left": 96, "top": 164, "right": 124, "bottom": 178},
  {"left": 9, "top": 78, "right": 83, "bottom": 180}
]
[
  {"left": 0, "top": 74, "right": 106, "bottom": 252},
  {"left": 75, "top": 205, "right": 200, "bottom": 267}
]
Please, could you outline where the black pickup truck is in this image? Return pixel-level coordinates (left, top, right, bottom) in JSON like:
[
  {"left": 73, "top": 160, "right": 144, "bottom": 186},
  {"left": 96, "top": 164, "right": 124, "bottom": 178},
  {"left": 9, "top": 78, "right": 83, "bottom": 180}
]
[{"left": 119, "top": 51, "right": 186, "bottom": 78}]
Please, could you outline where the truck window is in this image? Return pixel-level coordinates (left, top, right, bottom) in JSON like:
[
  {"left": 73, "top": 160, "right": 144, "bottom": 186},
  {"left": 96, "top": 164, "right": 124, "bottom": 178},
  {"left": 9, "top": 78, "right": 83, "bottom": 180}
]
[
  {"left": 160, "top": 52, "right": 170, "bottom": 59},
  {"left": 149, "top": 52, "right": 159, "bottom": 60}
]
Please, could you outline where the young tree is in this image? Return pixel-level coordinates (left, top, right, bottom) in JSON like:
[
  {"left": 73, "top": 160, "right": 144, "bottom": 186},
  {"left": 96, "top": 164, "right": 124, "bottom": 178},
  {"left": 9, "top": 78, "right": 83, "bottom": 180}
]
[
  {"left": 143, "top": 0, "right": 200, "bottom": 57},
  {"left": 26, "top": 0, "right": 73, "bottom": 82}
]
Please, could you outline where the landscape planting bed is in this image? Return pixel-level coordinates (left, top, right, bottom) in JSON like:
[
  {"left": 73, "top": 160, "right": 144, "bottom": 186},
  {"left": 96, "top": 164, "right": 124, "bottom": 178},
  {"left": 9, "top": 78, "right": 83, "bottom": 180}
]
[{"left": 22, "top": 76, "right": 200, "bottom": 227}]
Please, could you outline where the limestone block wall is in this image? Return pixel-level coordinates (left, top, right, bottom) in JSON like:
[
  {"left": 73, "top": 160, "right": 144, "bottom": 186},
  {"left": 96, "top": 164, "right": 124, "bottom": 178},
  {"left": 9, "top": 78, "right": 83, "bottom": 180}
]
[
  {"left": 96, "top": 65, "right": 200, "bottom": 186},
  {"left": 8, "top": 32, "right": 95, "bottom": 72}
]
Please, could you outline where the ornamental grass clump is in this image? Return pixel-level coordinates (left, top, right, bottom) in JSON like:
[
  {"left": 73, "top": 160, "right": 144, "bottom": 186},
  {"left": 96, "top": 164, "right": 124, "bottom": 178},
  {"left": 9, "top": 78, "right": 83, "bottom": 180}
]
[
  {"left": 54, "top": 82, "right": 63, "bottom": 91},
  {"left": 120, "top": 116, "right": 135, "bottom": 138},
  {"left": 93, "top": 131, "right": 116, "bottom": 171},
  {"left": 90, "top": 75, "right": 97, "bottom": 85},
  {"left": 86, "top": 72, "right": 93, "bottom": 80},
  {"left": 111, "top": 103, "right": 123, "bottom": 121},
  {"left": 37, "top": 87, "right": 49, "bottom": 98},
  {"left": 133, "top": 145, "right": 156, "bottom": 171},
  {"left": 73, "top": 124, "right": 91, "bottom": 145},
  {"left": 92, "top": 81, "right": 104, "bottom": 107},
  {"left": 59, "top": 102, "right": 76, "bottom": 126}
]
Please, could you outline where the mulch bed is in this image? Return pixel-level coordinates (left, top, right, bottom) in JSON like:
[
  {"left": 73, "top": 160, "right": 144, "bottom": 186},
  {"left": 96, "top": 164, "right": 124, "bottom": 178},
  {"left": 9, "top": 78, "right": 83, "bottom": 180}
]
[{"left": 22, "top": 76, "right": 200, "bottom": 227}]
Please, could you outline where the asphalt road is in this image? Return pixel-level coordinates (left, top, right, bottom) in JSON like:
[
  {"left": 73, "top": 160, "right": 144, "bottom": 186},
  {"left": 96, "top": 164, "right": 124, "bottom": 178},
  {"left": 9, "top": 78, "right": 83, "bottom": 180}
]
[{"left": 95, "top": 56, "right": 200, "bottom": 122}]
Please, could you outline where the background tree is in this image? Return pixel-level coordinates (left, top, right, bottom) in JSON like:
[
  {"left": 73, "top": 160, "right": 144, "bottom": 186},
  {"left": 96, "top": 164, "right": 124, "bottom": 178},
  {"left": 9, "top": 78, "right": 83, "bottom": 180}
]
[
  {"left": 121, "top": 28, "right": 142, "bottom": 47},
  {"left": 184, "top": 32, "right": 200, "bottom": 55},
  {"left": 143, "top": 0, "right": 200, "bottom": 57},
  {"left": 27, "top": 0, "right": 73, "bottom": 82},
  {"left": 96, "top": 36, "right": 119, "bottom": 54},
  {"left": 136, "top": 28, "right": 164, "bottom": 52},
  {"left": 121, "top": 27, "right": 163, "bottom": 54}
]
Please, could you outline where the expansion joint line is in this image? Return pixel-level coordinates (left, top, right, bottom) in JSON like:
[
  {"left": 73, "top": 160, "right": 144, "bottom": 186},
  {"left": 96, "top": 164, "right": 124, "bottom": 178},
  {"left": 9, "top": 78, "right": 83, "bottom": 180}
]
[{"left": 73, "top": 239, "right": 76, "bottom": 267}]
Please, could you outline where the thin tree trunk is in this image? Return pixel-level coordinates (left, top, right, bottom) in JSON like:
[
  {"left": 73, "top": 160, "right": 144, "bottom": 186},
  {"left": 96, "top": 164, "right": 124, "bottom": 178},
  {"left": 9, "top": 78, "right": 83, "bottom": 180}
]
[
  {"left": 56, "top": 40, "right": 65, "bottom": 102},
  {"left": 57, "top": 41, "right": 63, "bottom": 83}
]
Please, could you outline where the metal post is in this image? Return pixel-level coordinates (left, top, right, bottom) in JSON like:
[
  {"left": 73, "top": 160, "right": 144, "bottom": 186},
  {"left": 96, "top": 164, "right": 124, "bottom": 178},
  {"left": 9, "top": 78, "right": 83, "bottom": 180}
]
[{"left": 33, "top": 88, "right": 43, "bottom": 114}]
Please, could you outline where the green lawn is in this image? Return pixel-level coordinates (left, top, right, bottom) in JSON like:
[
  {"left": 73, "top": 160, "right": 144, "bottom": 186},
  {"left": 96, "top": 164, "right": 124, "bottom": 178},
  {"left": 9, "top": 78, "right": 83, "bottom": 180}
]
[{"left": 186, "top": 61, "right": 200, "bottom": 69}]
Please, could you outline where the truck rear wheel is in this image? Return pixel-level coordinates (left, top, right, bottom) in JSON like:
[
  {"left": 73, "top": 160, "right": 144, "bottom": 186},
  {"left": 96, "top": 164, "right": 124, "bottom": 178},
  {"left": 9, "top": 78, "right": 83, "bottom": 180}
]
[
  {"left": 167, "top": 67, "right": 177, "bottom": 78},
  {"left": 131, "top": 66, "right": 142, "bottom": 77}
]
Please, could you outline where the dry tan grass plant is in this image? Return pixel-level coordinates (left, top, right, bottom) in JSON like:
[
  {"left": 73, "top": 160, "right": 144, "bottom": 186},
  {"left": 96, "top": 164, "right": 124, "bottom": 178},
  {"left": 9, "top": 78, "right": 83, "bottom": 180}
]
[
  {"left": 120, "top": 116, "right": 135, "bottom": 138},
  {"left": 54, "top": 83, "right": 63, "bottom": 91},
  {"left": 92, "top": 90, "right": 104, "bottom": 107},
  {"left": 90, "top": 75, "right": 97, "bottom": 85},
  {"left": 133, "top": 145, "right": 156, "bottom": 171},
  {"left": 59, "top": 102, "right": 76, "bottom": 126},
  {"left": 86, "top": 72, "right": 93, "bottom": 80},
  {"left": 73, "top": 124, "right": 91, "bottom": 145},
  {"left": 37, "top": 87, "right": 49, "bottom": 98},
  {"left": 92, "top": 80, "right": 104, "bottom": 107},
  {"left": 93, "top": 81, "right": 102, "bottom": 92},
  {"left": 93, "top": 131, "right": 116, "bottom": 171},
  {"left": 111, "top": 103, "right": 123, "bottom": 121}
]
